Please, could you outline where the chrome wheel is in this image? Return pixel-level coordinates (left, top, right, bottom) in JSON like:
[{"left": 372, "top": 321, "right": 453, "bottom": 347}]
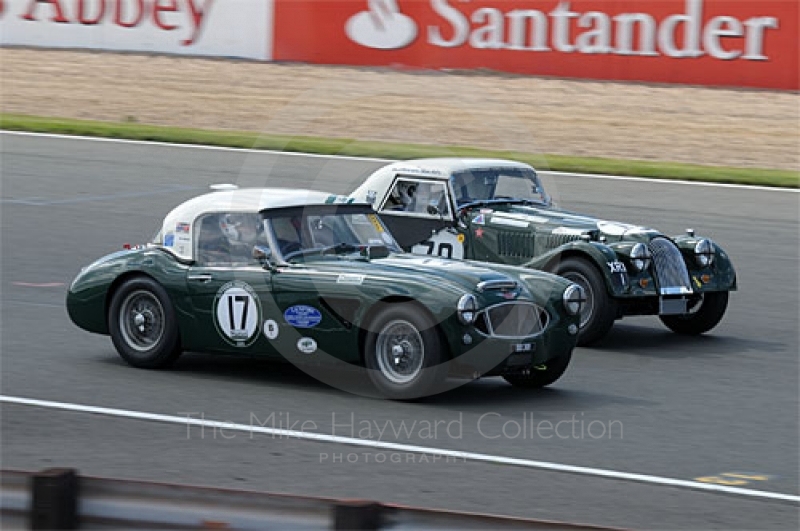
[
  {"left": 118, "top": 289, "right": 165, "bottom": 352},
  {"left": 375, "top": 319, "right": 424, "bottom": 385},
  {"left": 562, "top": 271, "right": 594, "bottom": 329}
]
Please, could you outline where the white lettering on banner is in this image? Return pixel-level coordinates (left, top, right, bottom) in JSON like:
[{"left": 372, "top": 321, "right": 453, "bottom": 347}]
[
  {"left": 352, "top": 0, "right": 780, "bottom": 62},
  {"left": 657, "top": 0, "right": 703, "bottom": 58},
  {"left": 0, "top": 0, "right": 271, "bottom": 60}
]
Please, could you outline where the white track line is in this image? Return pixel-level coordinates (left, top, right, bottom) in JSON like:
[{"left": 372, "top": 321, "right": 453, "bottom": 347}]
[
  {"left": 2, "top": 395, "right": 798, "bottom": 504},
  {"left": 0, "top": 130, "right": 386, "bottom": 162},
  {"left": 2, "top": 130, "right": 796, "bottom": 193}
]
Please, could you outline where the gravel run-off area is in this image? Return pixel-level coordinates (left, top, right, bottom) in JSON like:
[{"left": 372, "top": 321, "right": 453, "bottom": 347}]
[{"left": 1, "top": 48, "right": 798, "bottom": 171}]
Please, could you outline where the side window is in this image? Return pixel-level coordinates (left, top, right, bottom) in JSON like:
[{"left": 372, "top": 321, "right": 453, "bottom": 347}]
[
  {"left": 195, "top": 212, "right": 265, "bottom": 266},
  {"left": 381, "top": 178, "right": 451, "bottom": 218}
]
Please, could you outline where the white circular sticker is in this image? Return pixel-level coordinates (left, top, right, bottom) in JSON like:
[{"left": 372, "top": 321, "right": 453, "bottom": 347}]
[
  {"left": 213, "top": 281, "right": 261, "bottom": 347},
  {"left": 297, "top": 337, "right": 317, "bottom": 354},
  {"left": 263, "top": 319, "right": 279, "bottom": 340}
]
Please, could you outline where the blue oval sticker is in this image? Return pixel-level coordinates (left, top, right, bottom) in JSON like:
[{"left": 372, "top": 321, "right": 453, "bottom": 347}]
[{"left": 284, "top": 305, "right": 322, "bottom": 328}]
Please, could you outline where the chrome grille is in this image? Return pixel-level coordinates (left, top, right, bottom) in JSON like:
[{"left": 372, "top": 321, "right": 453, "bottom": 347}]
[
  {"left": 648, "top": 237, "right": 692, "bottom": 295},
  {"left": 480, "top": 302, "right": 549, "bottom": 338}
]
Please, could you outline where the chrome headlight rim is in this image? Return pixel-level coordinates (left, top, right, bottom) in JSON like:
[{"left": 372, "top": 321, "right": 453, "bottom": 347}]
[
  {"left": 563, "top": 284, "right": 586, "bottom": 316},
  {"left": 457, "top": 294, "right": 478, "bottom": 325},
  {"left": 694, "top": 238, "right": 715, "bottom": 268},
  {"left": 630, "top": 242, "right": 652, "bottom": 273}
]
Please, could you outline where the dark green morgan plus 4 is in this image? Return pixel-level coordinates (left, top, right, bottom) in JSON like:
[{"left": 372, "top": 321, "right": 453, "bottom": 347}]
[
  {"left": 67, "top": 187, "right": 584, "bottom": 399},
  {"left": 351, "top": 158, "right": 737, "bottom": 346}
]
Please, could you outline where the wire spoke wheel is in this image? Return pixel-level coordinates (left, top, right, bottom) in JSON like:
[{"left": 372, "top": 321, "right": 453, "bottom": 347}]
[
  {"left": 364, "top": 304, "right": 446, "bottom": 400},
  {"left": 109, "top": 277, "right": 182, "bottom": 369},
  {"left": 119, "top": 290, "right": 165, "bottom": 352},
  {"left": 375, "top": 319, "right": 425, "bottom": 385}
]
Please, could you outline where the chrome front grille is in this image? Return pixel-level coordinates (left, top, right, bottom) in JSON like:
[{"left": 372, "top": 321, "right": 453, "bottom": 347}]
[
  {"left": 477, "top": 302, "right": 549, "bottom": 338},
  {"left": 648, "top": 237, "right": 692, "bottom": 295}
]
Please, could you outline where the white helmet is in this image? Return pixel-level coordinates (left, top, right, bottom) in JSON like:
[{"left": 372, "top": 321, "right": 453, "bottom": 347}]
[
  {"left": 391, "top": 182, "right": 416, "bottom": 208},
  {"left": 219, "top": 213, "right": 259, "bottom": 245}
]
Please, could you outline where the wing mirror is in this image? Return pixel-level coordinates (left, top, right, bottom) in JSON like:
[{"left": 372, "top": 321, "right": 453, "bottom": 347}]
[{"left": 252, "top": 245, "right": 276, "bottom": 269}]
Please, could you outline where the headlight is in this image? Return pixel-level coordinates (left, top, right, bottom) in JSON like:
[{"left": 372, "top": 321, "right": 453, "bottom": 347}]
[
  {"left": 563, "top": 284, "right": 586, "bottom": 316},
  {"left": 695, "top": 238, "right": 715, "bottom": 267},
  {"left": 457, "top": 294, "right": 478, "bottom": 324},
  {"left": 630, "top": 243, "right": 652, "bottom": 272}
]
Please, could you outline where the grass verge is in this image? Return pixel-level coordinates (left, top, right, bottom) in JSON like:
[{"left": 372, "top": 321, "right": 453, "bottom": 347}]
[{"left": 2, "top": 113, "right": 797, "bottom": 188}]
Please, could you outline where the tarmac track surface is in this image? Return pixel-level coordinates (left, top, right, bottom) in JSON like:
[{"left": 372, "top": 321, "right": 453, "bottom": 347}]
[{"left": 1, "top": 133, "right": 798, "bottom": 529}]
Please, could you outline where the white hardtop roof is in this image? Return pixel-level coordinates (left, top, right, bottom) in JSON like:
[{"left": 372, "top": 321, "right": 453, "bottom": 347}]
[
  {"left": 166, "top": 187, "right": 351, "bottom": 221},
  {"left": 351, "top": 158, "right": 536, "bottom": 202},
  {"left": 384, "top": 158, "right": 534, "bottom": 180},
  {"left": 160, "top": 188, "right": 355, "bottom": 261}
]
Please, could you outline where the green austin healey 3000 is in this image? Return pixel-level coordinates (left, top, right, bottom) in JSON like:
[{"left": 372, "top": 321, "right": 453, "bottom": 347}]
[
  {"left": 351, "top": 158, "right": 737, "bottom": 346},
  {"left": 67, "top": 186, "right": 585, "bottom": 399}
]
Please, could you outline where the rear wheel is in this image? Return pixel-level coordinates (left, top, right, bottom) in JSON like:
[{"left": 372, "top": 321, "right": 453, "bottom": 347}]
[
  {"left": 364, "top": 304, "right": 447, "bottom": 400},
  {"left": 660, "top": 291, "right": 729, "bottom": 335},
  {"left": 554, "top": 258, "right": 617, "bottom": 346},
  {"left": 503, "top": 349, "right": 572, "bottom": 389},
  {"left": 108, "top": 277, "right": 182, "bottom": 369}
]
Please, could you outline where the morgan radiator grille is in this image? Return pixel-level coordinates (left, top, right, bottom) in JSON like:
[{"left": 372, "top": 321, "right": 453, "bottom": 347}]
[
  {"left": 476, "top": 302, "right": 549, "bottom": 339},
  {"left": 497, "top": 233, "right": 536, "bottom": 257},
  {"left": 648, "top": 237, "right": 693, "bottom": 295},
  {"left": 498, "top": 233, "right": 582, "bottom": 257}
]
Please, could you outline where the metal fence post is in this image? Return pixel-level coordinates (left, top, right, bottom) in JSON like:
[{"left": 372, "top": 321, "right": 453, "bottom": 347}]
[{"left": 30, "top": 468, "right": 79, "bottom": 530}]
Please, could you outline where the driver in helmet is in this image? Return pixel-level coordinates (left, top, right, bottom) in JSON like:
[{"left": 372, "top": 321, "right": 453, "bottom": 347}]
[
  {"left": 386, "top": 182, "right": 416, "bottom": 211},
  {"left": 218, "top": 213, "right": 264, "bottom": 263}
]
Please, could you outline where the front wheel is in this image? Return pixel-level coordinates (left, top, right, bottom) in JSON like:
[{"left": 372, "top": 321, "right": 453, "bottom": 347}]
[
  {"left": 660, "top": 291, "right": 729, "bottom": 335},
  {"left": 364, "top": 303, "right": 447, "bottom": 400},
  {"left": 503, "top": 349, "right": 572, "bottom": 389},
  {"left": 554, "top": 258, "right": 617, "bottom": 346},
  {"left": 108, "top": 276, "right": 182, "bottom": 369}
]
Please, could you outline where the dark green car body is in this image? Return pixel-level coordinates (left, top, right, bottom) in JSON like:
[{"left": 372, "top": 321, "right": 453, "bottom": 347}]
[
  {"left": 67, "top": 188, "right": 582, "bottom": 395},
  {"left": 352, "top": 158, "right": 737, "bottom": 344}
]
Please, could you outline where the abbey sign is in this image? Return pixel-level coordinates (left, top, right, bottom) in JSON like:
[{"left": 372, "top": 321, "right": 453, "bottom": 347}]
[
  {"left": 0, "top": 0, "right": 271, "bottom": 60},
  {"left": 274, "top": 0, "right": 798, "bottom": 90}
]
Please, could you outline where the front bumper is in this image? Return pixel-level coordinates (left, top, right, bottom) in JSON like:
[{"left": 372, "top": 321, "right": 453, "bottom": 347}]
[{"left": 447, "top": 324, "right": 578, "bottom": 378}]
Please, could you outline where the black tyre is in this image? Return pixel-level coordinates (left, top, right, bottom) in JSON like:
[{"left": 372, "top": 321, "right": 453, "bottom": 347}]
[
  {"left": 502, "top": 349, "right": 573, "bottom": 389},
  {"left": 554, "top": 258, "right": 617, "bottom": 346},
  {"left": 364, "top": 303, "right": 447, "bottom": 400},
  {"left": 108, "top": 276, "right": 182, "bottom": 369},
  {"left": 660, "top": 291, "right": 729, "bottom": 335}
]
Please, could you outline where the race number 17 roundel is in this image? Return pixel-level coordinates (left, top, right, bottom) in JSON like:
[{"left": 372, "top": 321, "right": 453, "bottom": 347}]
[{"left": 213, "top": 281, "right": 262, "bottom": 347}]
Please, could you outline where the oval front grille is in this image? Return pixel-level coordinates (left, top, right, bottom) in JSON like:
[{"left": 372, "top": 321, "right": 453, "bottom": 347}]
[
  {"left": 648, "top": 237, "right": 692, "bottom": 295},
  {"left": 481, "top": 302, "right": 549, "bottom": 338}
]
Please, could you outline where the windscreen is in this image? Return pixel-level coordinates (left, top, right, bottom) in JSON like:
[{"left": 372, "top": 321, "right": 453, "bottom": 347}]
[
  {"left": 450, "top": 168, "right": 549, "bottom": 206},
  {"left": 266, "top": 207, "right": 402, "bottom": 261}
]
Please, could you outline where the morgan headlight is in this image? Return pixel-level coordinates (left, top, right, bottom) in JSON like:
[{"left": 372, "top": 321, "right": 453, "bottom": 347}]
[
  {"left": 457, "top": 294, "right": 478, "bottom": 324},
  {"left": 695, "top": 238, "right": 715, "bottom": 268},
  {"left": 630, "top": 243, "right": 652, "bottom": 273},
  {"left": 563, "top": 284, "right": 586, "bottom": 316}
]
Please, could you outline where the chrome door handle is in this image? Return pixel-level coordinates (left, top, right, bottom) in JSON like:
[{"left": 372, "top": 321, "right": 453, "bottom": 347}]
[{"left": 188, "top": 274, "right": 214, "bottom": 283}]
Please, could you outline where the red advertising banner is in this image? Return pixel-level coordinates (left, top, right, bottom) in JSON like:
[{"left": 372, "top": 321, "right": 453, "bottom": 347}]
[{"left": 273, "top": 0, "right": 799, "bottom": 90}]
